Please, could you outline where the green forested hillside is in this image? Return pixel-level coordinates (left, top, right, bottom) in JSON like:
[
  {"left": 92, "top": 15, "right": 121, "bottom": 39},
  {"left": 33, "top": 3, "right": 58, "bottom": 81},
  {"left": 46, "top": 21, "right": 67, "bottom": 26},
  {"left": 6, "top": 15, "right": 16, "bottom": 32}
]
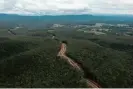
[
  {"left": 0, "top": 38, "right": 87, "bottom": 88},
  {"left": 0, "top": 40, "right": 37, "bottom": 59},
  {"left": 67, "top": 39, "right": 133, "bottom": 87},
  {"left": 0, "top": 29, "right": 133, "bottom": 88}
]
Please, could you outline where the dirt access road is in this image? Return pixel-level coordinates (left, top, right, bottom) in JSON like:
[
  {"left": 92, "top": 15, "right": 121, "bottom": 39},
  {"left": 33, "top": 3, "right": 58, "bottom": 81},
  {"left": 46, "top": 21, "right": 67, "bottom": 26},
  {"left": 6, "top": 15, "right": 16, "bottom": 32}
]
[{"left": 57, "top": 43, "right": 101, "bottom": 88}]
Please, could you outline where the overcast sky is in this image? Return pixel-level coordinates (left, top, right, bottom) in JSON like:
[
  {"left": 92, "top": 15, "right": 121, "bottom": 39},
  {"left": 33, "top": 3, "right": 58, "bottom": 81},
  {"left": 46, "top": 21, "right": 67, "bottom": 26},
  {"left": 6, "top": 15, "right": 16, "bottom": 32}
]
[{"left": 0, "top": 0, "right": 133, "bottom": 15}]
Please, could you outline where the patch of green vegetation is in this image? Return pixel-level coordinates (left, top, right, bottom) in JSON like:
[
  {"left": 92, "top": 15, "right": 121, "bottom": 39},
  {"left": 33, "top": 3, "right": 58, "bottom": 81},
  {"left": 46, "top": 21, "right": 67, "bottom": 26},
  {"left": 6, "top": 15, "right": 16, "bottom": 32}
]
[
  {"left": 0, "top": 29, "right": 11, "bottom": 37},
  {"left": 87, "top": 36, "right": 133, "bottom": 53},
  {"left": 0, "top": 38, "right": 87, "bottom": 88},
  {"left": 0, "top": 39, "right": 38, "bottom": 59},
  {"left": 1, "top": 28, "right": 133, "bottom": 88},
  {"left": 67, "top": 39, "right": 133, "bottom": 88}
]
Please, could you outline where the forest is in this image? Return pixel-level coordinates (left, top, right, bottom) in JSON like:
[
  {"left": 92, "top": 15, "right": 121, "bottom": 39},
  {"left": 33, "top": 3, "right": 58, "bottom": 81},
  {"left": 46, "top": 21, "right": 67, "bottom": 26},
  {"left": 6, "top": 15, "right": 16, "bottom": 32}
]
[{"left": 0, "top": 28, "right": 133, "bottom": 88}]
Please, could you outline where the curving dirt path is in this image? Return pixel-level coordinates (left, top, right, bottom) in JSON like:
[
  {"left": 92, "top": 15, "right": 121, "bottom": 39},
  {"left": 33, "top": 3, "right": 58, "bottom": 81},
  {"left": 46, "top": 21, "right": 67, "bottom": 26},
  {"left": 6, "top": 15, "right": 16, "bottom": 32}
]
[{"left": 57, "top": 43, "right": 101, "bottom": 88}]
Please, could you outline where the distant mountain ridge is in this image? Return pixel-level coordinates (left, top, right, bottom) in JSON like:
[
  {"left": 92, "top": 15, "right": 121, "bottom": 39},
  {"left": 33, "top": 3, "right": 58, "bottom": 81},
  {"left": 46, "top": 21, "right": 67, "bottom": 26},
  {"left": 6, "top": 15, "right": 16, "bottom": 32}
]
[
  {"left": 0, "top": 14, "right": 133, "bottom": 29},
  {"left": 0, "top": 14, "right": 133, "bottom": 22}
]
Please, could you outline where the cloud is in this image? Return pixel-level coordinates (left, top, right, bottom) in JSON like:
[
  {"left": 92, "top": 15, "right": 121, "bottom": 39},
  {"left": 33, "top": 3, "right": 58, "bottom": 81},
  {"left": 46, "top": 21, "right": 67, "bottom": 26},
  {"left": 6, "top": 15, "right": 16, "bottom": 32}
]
[{"left": 0, "top": 0, "right": 133, "bottom": 15}]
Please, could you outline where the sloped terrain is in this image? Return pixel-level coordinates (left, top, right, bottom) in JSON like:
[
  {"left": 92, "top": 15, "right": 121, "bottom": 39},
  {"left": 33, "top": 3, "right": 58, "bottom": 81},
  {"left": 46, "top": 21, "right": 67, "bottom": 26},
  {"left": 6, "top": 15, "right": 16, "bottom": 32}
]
[
  {"left": 0, "top": 29, "right": 133, "bottom": 88},
  {"left": 0, "top": 37, "right": 87, "bottom": 88},
  {"left": 67, "top": 39, "right": 133, "bottom": 87}
]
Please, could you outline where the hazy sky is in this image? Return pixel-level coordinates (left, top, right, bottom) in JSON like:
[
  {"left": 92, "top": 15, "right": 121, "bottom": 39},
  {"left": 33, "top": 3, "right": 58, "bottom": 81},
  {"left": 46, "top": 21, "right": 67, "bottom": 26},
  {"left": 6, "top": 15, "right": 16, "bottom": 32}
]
[{"left": 0, "top": 0, "right": 133, "bottom": 15}]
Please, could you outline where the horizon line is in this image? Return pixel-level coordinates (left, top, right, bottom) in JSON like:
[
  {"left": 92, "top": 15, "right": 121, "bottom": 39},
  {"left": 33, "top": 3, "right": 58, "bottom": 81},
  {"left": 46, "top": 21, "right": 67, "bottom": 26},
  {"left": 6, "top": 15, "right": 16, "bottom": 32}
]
[{"left": 0, "top": 13, "right": 133, "bottom": 17}]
